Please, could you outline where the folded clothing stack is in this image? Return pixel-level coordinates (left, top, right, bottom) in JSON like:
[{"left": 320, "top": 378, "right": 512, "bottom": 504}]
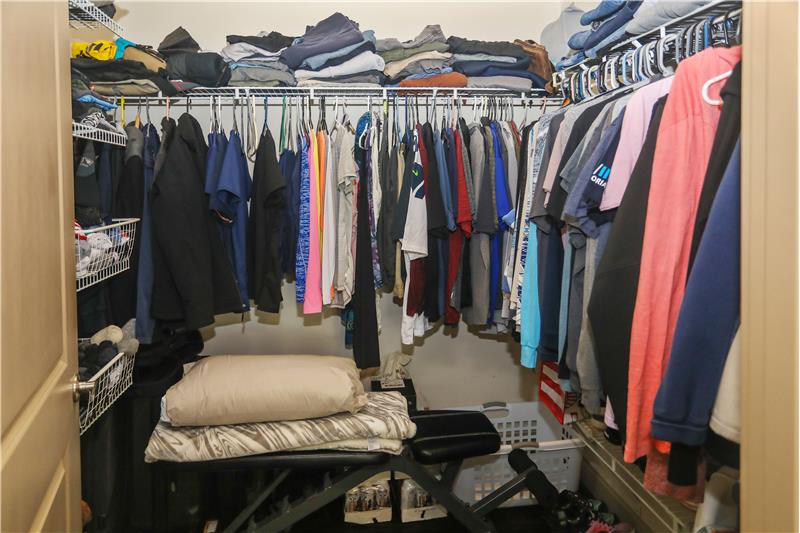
[
  {"left": 559, "top": 0, "right": 643, "bottom": 68},
  {"left": 221, "top": 31, "right": 297, "bottom": 87},
  {"left": 448, "top": 36, "right": 547, "bottom": 92},
  {"left": 378, "top": 25, "right": 453, "bottom": 85},
  {"left": 158, "top": 26, "right": 231, "bottom": 89},
  {"left": 625, "top": 0, "right": 709, "bottom": 35},
  {"left": 71, "top": 66, "right": 119, "bottom": 128},
  {"left": 71, "top": 34, "right": 176, "bottom": 96},
  {"left": 284, "top": 13, "right": 385, "bottom": 86}
]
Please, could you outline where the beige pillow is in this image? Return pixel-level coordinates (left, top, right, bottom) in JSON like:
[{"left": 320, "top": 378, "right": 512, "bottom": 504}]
[{"left": 165, "top": 355, "right": 368, "bottom": 426}]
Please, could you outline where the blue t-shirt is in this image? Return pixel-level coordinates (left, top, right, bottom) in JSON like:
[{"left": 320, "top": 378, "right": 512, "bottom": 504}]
[{"left": 215, "top": 130, "right": 252, "bottom": 310}]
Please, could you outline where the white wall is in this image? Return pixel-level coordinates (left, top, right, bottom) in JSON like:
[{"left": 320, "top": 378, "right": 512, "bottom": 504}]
[{"left": 81, "top": 1, "right": 593, "bottom": 408}]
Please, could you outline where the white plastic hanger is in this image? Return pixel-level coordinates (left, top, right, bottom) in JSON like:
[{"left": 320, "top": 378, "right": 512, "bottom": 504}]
[{"left": 702, "top": 70, "right": 732, "bottom": 105}]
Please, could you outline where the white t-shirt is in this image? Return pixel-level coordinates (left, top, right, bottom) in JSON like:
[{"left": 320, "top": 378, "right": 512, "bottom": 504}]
[{"left": 399, "top": 141, "right": 429, "bottom": 345}]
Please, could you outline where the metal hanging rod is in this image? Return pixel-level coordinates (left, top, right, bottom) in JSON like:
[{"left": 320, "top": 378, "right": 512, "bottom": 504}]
[{"left": 121, "top": 86, "right": 559, "bottom": 101}]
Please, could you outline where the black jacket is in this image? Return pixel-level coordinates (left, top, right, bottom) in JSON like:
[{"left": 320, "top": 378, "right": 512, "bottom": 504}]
[
  {"left": 247, "top": 130, "right": 285, "bottom": 313},
  {"left": 150, "top": 113, "right": 242, "bottom": 329}
]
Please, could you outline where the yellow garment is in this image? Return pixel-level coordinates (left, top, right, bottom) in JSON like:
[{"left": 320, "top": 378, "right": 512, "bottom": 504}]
[{"left": 71, "top": 40, "right": 116, "bottom": 60}]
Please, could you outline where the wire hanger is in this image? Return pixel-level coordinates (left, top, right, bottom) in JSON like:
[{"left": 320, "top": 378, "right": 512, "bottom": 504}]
[{"left": 702, "top": 70, "right": 732, "bottom": 105}]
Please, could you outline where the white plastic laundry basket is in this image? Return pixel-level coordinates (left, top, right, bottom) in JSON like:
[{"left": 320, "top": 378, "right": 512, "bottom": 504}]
[{"left": 450, "top": 401, "right": 584, "bottom": 508}]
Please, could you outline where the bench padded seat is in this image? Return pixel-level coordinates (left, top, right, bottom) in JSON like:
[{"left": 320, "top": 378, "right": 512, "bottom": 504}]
[{"left": 409, "top": 410, "right": 501, "bottom": 465}]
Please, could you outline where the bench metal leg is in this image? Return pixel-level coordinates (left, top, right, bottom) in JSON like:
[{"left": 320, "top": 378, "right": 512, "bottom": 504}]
[
  {"left": 470, "top": 467, "right": 535, "bottom": 518},
  {"left": 251, "top": 464, "right": 387, "bottom": 533},
  {"left": 223, "top": 469, "right": 291, "bottom": 533},
  {"left": 387, "top": 456, "right": 496, "bottom": 533}
]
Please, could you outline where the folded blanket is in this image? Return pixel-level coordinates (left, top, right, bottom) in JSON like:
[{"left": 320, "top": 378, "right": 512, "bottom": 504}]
[
  {"left": 294, "top": 50, "right": 385, "bottom": 80},
  {"left": 379, "top": 41, "right": 449, "bottom": 63},
  {"left": 376, "top": 24, "right": 445, "bottom": 52},
  {"left": 398, "top": 71, "right": 467, "bottom": 88},
  {"left": 145, "top": 392, "right": 416, "bottom": 463},
  {"left": 299, "top": 30, "right": 376, "bottom": 71},
  {"left": 281, "top": 12, "right": 364, "bottom": 69},
  {"left": 467, "top": 75, "right": 533, "bottom": 92},
  {"left": 384, "top": 50, "right": 452, "bottom": 79}
]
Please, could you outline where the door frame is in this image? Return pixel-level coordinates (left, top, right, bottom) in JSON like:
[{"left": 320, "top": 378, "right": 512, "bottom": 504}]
[{"left": 740, "top": 1, "right": 799, "bottom": 530}]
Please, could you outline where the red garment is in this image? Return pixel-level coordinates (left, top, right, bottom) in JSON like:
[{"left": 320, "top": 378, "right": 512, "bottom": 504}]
[
  {"left": 624, "top": 45, "right": 742, "bottom": 463},
  {"left": 398, "top": 72, "right": 468, "bottom": 89},
  {"left": 406, "top": 125, "right": 429, "bottom": 318}
]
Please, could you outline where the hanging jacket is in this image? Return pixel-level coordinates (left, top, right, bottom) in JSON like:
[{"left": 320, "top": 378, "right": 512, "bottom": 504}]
[{"left": 150, "top": 113, "right": 242, "bottom": 329}]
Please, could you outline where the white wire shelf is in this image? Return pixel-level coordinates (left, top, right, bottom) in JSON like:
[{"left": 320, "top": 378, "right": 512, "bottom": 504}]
[
  {"left": 123, "top": 85, "right": 562, "bottom": 103},
  {"left": 75, "top": 218, "right": 139, "bottom": 292},
  {"left": 79, "top": 351, "right": 135, "bottom": 435},
  {"left": 554, "top": 0, "right": 741, "bottom": 88},
  {"left": 72, "top": 121, "right": 127, "bottom": 147},
  {"left": 68, "top": 0, "right": 124, "bottom": 36}
]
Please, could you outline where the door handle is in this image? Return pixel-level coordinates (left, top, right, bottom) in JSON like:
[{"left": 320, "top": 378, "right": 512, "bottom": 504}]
[{"left": 72, "top": 375, "right": 95, "bottom": 403}]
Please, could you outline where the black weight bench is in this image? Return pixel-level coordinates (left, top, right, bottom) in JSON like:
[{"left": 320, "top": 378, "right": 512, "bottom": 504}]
[{"left": 158, "top": 410, "right": 558, "bottom": 533}]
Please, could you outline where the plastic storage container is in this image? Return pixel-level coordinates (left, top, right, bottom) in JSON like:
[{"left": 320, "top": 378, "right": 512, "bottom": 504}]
[{"left": 451, "top": 401, "right": 584, "bottom": 508}]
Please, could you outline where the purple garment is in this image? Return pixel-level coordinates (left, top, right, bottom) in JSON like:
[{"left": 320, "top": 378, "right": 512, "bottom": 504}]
[{"left": 280, "top": 13, "right": 363, "bottom": 69}]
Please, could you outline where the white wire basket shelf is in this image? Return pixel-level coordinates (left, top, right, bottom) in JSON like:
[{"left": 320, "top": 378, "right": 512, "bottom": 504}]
[
  {"left": 72, "top": 121, "right": 127, "bottom": 147},
  {"left": 68, "top": 0, "right": 124, "bottom": 36},
  {"left": 75, "top": 218, "right": 139, "bottom": 292},
  {"left": 79, "top": 351, "right": 135, "bottom": 435}
]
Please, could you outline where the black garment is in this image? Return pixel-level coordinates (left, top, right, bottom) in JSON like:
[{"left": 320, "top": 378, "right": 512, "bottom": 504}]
[
  {"left": 279, "top": 149, "right": 298, "bottom": 278},
  {"left": 537, "top": 224, "right": 563, "bottom": 363},
  {"left": 150, "top": 114, "right": 242, "bottom": 329},
  {"left": 688, "top": 61, "right": 742, "bottom": 270},
  {"left": 158, "top": 26, "right": 200, "bottom": 57},
  {"left": 352, "top": 133, "right": 381, "bottom": 369},
  {"left": 166, "top": 53, "right": 231, "bottom": 87},
  {"left": 420, "top": 123, "right": 445, "bottom": 323},
  {"left": 377, "top": 117, "right": 397, "bottom": 290},
  {"left": 446, "top": 36, "right": 529, "bottom": 62},
  {"left": 109, "top": 125, "right": 145, "bottom": 326},
  {"left": 74, "top": 140, "right": 102, "bottom": 226},
  {"left": 227, "top": 31, "right": 295, "bottom": 52},
  {"left": 247, "top": 130, "right": 285, "bottom": 313},
  {"left": 71, "top": 57, "right": 176, "bottom": 95},
  {"left": 588, "top": 95, "right": 668, "bottom": 442}
]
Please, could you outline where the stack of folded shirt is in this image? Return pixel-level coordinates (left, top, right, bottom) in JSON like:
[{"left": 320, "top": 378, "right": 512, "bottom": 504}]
[
  {"left": 283, "top": 13, "right": 385, "bottom": 86},
  {"left": 158, "top": 26, "right": 232, "bottom": 88},
  {"left": 378, "top": 25, "right": 453, "bottom": 84},
  {"left": 71, "top": 67, "right": 120, "bottom": 129},
  {"left": 625, "top": 0, "right": 709, "bottom": 35},
  {"left": 559, "top": 0, "right": 643, "bottom": 68},
  {"left": 220, "top": 31, "right": 296, "bottom": 87},
  {"left": 447, "top": 36, "right": 546, "bottom": 92},
  {"left": 71, "top": 56, "right": 177, "bottom": 96},
  {"left": 513, "top": 39, "right": 556, "bottom": 92}
]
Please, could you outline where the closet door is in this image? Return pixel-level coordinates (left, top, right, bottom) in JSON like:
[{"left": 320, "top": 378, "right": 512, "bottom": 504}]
[{"left": 0, "top": 2, "right": 81, "bottom": 532}]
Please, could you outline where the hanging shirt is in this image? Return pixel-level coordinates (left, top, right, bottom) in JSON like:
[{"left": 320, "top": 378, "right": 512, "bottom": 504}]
[
  {"left": 135, "top": 123, "right": 161, "bottom": 343},
  {"left": 333, "top": 127, "right": 358, "bottom": 308},
  {"left": 321, "top": 125, "right": 340, "bottom": 305},
  {"left": 305, "top": 130, "right": 323, "bottom": 313},
  {"left": 625, "top": 45, "right": 742, "bottom": 463},
  {"left": 400, "top": 140, "right": 429, "bottom": 344},
  {"left": 295, "top": 135, "right": 310, "bottom": 303},
  {"left": 216, "top": 130, "right": 252, "bottom": 310}
]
